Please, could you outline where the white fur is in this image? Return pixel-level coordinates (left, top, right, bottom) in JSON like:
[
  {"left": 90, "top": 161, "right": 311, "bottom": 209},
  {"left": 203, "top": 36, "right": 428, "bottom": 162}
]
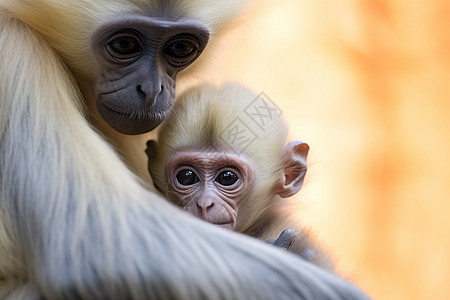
[{"left": 0, "top": 2, "right": 369, "bottom": 299}]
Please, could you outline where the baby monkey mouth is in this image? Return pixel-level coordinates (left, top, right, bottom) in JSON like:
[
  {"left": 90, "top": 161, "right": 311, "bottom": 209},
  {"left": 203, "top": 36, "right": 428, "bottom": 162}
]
[
  {"left": 213, "top": 220, "right": 232, "bottom": 226},
  {"left": 212, "top": 219, "right": 234, "bottom": 230}
]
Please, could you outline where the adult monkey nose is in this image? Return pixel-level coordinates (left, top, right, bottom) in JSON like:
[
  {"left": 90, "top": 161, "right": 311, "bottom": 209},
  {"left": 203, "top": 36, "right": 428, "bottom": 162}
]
[{"left": 136, "top": 81, "right": 164, "bottom": 106}]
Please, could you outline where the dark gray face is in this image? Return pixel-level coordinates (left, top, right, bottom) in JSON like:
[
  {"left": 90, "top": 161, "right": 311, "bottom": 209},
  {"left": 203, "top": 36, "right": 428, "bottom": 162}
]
[{"left": 92, "top": 15, "right": 209, "bottom": 135}]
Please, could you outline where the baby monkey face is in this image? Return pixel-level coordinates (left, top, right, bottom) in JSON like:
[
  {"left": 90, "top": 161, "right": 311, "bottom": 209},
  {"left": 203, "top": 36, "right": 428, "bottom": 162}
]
[{"left": 165, "top": 149, "right": 255, "bottom": 230}]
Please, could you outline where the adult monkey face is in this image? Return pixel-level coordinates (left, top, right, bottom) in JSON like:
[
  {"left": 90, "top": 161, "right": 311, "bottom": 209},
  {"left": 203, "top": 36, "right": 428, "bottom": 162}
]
[{"left": 92, "top": 15, "right": 209, "bottom": 135}]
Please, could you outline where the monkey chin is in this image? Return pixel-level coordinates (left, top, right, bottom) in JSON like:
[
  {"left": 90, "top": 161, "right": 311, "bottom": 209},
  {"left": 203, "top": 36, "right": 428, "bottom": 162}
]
[{"left": 98, "top": 102, "right": 169, "bottom": 135}]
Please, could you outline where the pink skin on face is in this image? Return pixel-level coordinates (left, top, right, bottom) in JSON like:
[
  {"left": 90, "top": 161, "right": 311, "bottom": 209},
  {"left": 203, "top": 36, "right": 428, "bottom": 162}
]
[{"left": 165, "top": 150, "right": 255, "bottom": 230}]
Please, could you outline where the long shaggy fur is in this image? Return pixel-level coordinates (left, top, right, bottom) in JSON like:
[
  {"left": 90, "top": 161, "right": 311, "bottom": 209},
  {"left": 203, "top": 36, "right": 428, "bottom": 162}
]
[{"left": 0, "top": 1, "right": 369, "bottom": 299}]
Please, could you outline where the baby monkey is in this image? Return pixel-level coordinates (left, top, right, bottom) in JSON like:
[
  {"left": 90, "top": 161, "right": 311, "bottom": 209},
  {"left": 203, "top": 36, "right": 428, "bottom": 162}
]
[{"left": 146, "top": 83, "right": 333, "bottom": 269}]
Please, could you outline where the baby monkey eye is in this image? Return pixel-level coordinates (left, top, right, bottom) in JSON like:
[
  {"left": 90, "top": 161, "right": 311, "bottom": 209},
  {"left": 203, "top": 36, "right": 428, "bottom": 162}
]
[
  {"left": 176, "top": 169, "right": 199, "bottom": 186},
  {"left": 215, "top": 171, "right": 238, "bottom": 186}
]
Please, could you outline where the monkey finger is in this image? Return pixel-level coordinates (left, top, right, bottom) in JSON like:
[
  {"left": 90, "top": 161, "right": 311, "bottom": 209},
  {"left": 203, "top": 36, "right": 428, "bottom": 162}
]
[{"left": 272, "top": 228, "right": 297, "bottom": 250}]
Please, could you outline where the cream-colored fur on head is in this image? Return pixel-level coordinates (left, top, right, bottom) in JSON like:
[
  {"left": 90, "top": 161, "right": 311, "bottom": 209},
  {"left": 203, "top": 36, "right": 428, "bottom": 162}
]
[{"left": 1, "top": 0, "right": 247, "bottom": 78}]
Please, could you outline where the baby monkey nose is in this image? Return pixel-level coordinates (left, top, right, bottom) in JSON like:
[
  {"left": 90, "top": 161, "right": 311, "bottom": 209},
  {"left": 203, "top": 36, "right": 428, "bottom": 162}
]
[
  {"left": 197, "top": 199, "right": 214, "bottom": 218},
  {"left": 197, "top": 199, "right": 214, "bottom": 209}
]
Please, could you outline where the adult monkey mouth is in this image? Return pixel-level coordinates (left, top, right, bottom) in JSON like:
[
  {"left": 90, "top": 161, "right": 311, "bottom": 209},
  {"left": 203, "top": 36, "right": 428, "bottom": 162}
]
[
  {"left": 99, "top": 102, "right": 168, "bottom": 135},
  {"left": 102, "top": 103, "right": 133, "bottom": 118}
]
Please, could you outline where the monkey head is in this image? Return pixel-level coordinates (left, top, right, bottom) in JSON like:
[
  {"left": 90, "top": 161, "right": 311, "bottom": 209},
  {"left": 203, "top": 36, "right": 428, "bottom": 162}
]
[
  {"left": 8, "top": 3, "right": 253, "bottom": 136},
  {"left": 145, "top": 83, "right": 310, "bottom": 232}
]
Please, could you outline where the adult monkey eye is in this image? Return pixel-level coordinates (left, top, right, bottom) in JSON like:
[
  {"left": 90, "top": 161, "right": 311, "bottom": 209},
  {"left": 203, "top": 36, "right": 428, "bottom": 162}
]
[
  {"left": 215, "top": 171, "right": 239, "bottom": 186},
  {"left": 106, "top": 32, "right": 143, "bottom": 59},
  {"left": 165, "top": 40, "right": 194, "bottom": 58},
  {"left": 163, "top": 34, "right": 199, "bottom": 67},
  {"left": 176, "top": 169, "right": 199, "bottom": 186}
]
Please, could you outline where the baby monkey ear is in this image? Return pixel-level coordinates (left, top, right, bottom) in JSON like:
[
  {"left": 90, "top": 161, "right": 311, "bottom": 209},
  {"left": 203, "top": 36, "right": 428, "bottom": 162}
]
[
  {"left": 146, "top": 140, "right": 164, "bottom": 192},
  {"left": 145, "top": 140, "right": 159, "bottom": 161},
  {"left": 146, "top": 140, "right": 160, "bottom": 178},
  {"left": 275, "top": 141, "right": 309, "bottom": 198}
]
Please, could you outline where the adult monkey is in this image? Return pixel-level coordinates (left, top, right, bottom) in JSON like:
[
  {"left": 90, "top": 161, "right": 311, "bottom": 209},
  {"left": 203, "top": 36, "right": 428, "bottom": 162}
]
[{"left": 0, "top": 1, "right": 369, "bottom": 299}]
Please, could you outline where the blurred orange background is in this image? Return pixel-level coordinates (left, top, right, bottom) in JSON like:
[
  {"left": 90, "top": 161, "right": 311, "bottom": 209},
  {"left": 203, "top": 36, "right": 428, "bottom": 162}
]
[{"left": 198, "top": 0, "right": 450, "bottom": 299}]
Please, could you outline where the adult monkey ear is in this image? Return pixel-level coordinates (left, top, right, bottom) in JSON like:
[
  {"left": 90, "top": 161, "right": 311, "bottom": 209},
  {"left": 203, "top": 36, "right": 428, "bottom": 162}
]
[{"left": 275, "top": 141, "right": 309, "bottom": 198}]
